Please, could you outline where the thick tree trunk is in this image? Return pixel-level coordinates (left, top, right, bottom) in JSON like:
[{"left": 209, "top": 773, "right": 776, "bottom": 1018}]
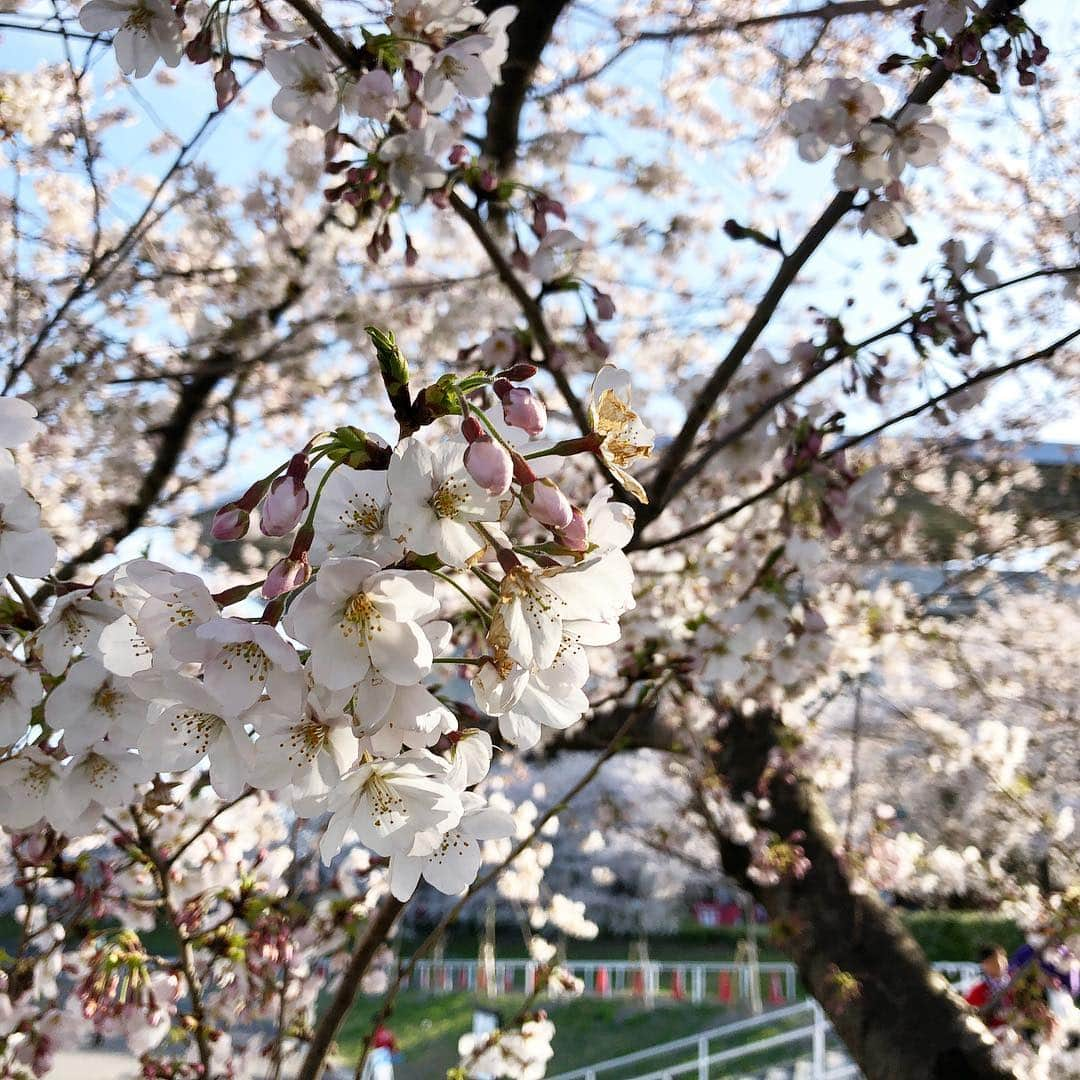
[{"left": 704, "top": 707, "right": 1014, "bottom": 1080}]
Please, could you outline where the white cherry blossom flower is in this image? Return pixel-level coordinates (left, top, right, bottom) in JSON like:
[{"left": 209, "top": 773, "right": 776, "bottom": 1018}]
[
  {"left": 34, "top": 586, "right": 121, "bottom": 676},
  {"left": 252, "top": 679, "right": 358, "bottom": 813},
  {"left": 387, "top": 438, "right": 503, "bottom": 568},
  {"left": 447, "top": 728, "right": 492, "bottom": 787},
  {"left": 923, "top": 0, "right": 972, "bottom": 36},
  {"left": 472, "top": 634, "right": 590, "bottom": 748},
  {"left": 0, "top": 655, "right": 41, "bottom": 745},
  {"left": 119, "top": 561, "right": 219, "bottom": 665},
  {"left": 342, "top": 69, "right": 396, "bottom": 121},
  {"left": 55, "top": 744, "right": 150, "bottom": 824},
  {"left": 883, "top": 105, "right": 948, "bottom": 175},
  {"left": 78, "top": 0, "right": 183, "bottom": 78},
  {"left": 860, "top": 198, "right": 907, "bottom": 240},
  {"left": 311, "top": 466, "right": 402, "bottom": 566},
  {"left": 378, "top": 125, "right": 448, "bottom": 205},
  {"left": 390, "top": 0, "right": 484, "bottom": 36},
  {"left": 45, "top": 658, "right": 147, "bottom": 754},
  {"left": 283, "top": 557, "right": 439, "bottom": 689},
  {"left": 478, "top": 6, "right": 517, "bottom": 79},
  {"left": 354, "top": 678, "right": 457, "bottom": 757},
  {"left": 0, "top": 397, "right": 43, "bottom": 449},
  {"left": 422, "top": 35, "right": 495, "bottom": 111},
  {"left": 490, "top": 555, "right": 633, "bottom": 672},
  {"left": 141, "top": 677, "right": 256, "bottom": 799},
  {"left": 194, "top": 617, "right": 302, "bottom": 714},
  {"left": 0, "top": 468, "right": 57, "bottom": 580},
  {"left": 833, "top": 126, "right": 892, "bottom": 190},
  {"left": 530, "top": 228, "right": 584, "bottom": 282},
  {"left": 264, "top": 44, "right": 340, "bottom": 130},
  {"left": 319, "top": 750, "right": 463, "bottom": 863},
  {"left": 389, "top": 790, "right": 514, "bottom": 899},
  {"left": 0, "top": 747, "right": 61, "bottom": 828}
]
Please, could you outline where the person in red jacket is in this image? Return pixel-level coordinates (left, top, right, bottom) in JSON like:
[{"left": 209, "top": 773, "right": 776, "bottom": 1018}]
[
  {"left": 371, "top": 1024, "right": 398, "bottom": 1052},
  {"left": 964, "top": 944, "right": 1012, "bottom": 1028}
]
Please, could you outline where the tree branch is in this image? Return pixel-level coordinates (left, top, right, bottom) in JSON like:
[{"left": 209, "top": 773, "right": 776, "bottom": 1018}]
[
  {"left": 632, "top": 326, "right": 1077, "bottom": 551},
  {"left": 638, "top": 0, "right": 1025, "bottom": 529},
  {"left": 295, "top": 892, "right": 407, "bottom": 1080}
]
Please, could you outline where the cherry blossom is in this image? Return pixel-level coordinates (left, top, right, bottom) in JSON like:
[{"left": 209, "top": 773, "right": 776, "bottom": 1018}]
[
  {"left": 264, "top": 44, "right": 341, "bottom": 131},
  {"left": 77, "top": 0, "right": 183, "bottom": 79},
  {"left": 319, "top": 750, "right": 464, "bottom": 866},
  {"left": 310, "top": 466, "right": 402, "bottom": 566},
  {"left": 587, "top": 365, "right": 656, "bottom": 503},
  {"left": 283, "top": 557, "right": 439, "bottom": 689},
  {"left": 387, "top": 437, "right": 503, "bottom": 567},
  {"left": 0, "top": 655, "right": 41, "bottom": 745},
  {"left": 378, "top": 126, "right": 449, "bottom": 205}
]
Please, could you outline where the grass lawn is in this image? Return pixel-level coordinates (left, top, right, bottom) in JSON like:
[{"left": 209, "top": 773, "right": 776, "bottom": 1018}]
[{"left": 337, "top": 993, "right": 753, "bottom": 1079}]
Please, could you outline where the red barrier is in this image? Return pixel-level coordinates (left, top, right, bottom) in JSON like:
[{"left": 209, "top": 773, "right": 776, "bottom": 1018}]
[
  {"left": 458, "top": 968, "right": 470, "bottom": 990},
  {"left": 672, "top": 969, "right": 686, "bottom": 1001},
  {"left": 632, "top": 968, "right": 646, "bottom": 998},
  {"left": 595, "top": 966, "right": 610, "bottom": 995},
  {"left": 768, "top": 971, "right": 785, "bottom": 1004},
  {"left": 718, "top": 970, "right": 733, "bottom": 1003}
]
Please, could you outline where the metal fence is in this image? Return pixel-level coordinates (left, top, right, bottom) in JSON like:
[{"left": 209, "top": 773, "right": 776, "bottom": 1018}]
[{"left": 406, "top": 957, "right": 981, "bottom": 1007}]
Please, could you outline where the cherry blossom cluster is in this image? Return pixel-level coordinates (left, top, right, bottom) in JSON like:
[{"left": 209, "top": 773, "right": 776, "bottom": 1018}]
[
  {"left": 784, "top": 77, "right": 948, "bottom": 240},
  {"left": 0, "top": 345, "right": 649, "bottom": 914},
  {"left": 0, "top": 792, "right": 407, "bottom": 1073},
  {"left": 76, "top": 0, "right": 517, "bottom": 258}
]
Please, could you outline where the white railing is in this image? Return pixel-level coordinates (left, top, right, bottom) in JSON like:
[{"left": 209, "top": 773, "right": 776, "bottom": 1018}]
[
  {"left": 546, "top": 1001, "right": 835, "bottom": 1080},
  {"left": 541, "top": 963, "right": 981, "bottom": 1080},
  {"left": 407, "top": 958, "right": 800, "bottom": 1005}
]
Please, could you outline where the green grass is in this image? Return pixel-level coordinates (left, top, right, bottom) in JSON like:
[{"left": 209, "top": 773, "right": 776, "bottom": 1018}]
[{"left": 337, "top": 993, "right": 748, "bottom": 1079}]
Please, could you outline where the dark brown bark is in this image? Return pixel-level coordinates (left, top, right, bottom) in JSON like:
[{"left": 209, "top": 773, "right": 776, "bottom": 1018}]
[
  {"left": 478, "top": 0, "right": 573, "bottom": 171},
  {"left": 296, "top": 893, "right": 407, "bottom": 1080},
  {"left": 702, "top": 707, "right": 1013, "bottom": 1080}
]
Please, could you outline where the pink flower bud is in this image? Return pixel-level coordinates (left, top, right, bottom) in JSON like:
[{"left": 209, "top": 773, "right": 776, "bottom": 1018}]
[
  {"left": 555, "top": 507, "right": 588, "bottom": 552},
  {"left": 262, "top": 555, "right": 310, "bottom": 599},
  {"left": 460, "top": 416, "right": 485, "bottom": 443},
  {"left": 465, "top": 439, "right": 513, "bottom": 496},
  {"left": 211, "top": 505, "right": 250, "bottom": 542},
  {"left": 525, "top": 480, "right": 573, "bottom": 530},
  {"left": 214, "top": 66, "right": 239, "bottom": 110},
  {"left": 260, "top": 476, "right": 309, "bottom": 537},
  {"left": 593, "top": 290, "right": 616, "bottom": 321},
  {"left": 498, "top": 385, "right": 546, "bottom": 437}
]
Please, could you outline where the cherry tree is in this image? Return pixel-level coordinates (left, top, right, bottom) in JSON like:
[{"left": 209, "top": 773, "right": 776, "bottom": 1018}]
[{"left": 0, "top": 0, "right": 1077, "bottom": 1077}]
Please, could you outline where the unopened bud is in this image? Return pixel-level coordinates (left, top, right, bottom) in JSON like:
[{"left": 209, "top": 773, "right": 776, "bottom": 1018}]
[
  {"left": 185, "top": 26, "right": 213, "bottom": 65},
  {"left": 498, "top": 363, "right": 538, "bottom": 382},
  {"left": 262, "top": 555, "right": 310, "bottom": 599},
  {"left": 214, "top": 66, "right": 239, "bottom": 110},
  {"left": 464, "top": 439, "right": 513, "bottom": 495},
  {"left": 460, "top": 417, "right": 485, "bottom": 443},
  {"left": 512, "top": 454, "right": 537, "bottom": 486},
  {"left": 524, "top": 479, "right": 573, "bottom": 530},
  {"left": 260, "top": 475, "right": 309, "bottom": 537},
  {"left": 496, "top": 384, "right": 546, "bottom": 436},
  {"left": 593, "top": 290, "right": 616, "bottom": 321},
  {"left": 211, "top": 505, "right": 250, "bottom": 542},
  {"left": 555, "top": 507, "right": 588, "bottom": 552}
]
